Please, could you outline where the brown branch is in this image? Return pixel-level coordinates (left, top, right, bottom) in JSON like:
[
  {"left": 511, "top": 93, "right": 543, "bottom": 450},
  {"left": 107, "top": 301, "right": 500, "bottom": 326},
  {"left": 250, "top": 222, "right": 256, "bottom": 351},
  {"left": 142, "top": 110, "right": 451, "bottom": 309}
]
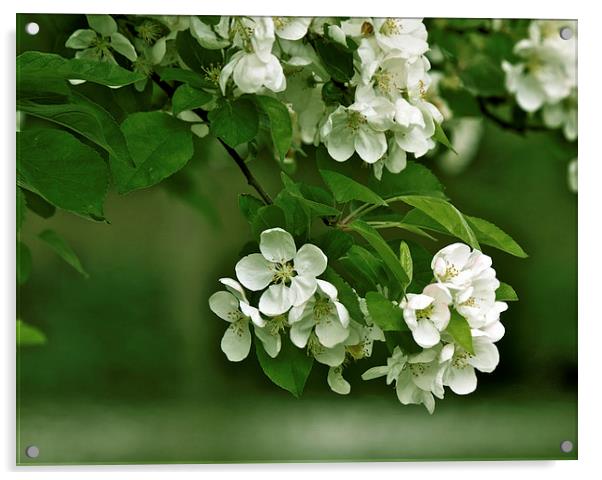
[{"left": 150, "top": 73, "right": 273, "bottom": 205}]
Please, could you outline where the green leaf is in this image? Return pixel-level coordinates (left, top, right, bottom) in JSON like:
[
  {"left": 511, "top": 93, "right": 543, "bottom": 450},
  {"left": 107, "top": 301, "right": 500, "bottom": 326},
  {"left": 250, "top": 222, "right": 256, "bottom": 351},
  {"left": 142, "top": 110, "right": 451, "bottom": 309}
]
[
  {"left": 274, "top": 191, "right": 310, "bottom": 237},
  {"left": 385, "top": 331, "right": 421, "bottom": 355},
  {"left": 465, "top": 215, "right": 528, "bottom": 258},
  {"left": 17, "top": 319, "right": 47, "bottom": 347},
  {"left": 113, "top": 111, "right": 194, "bottom": 193},
  {"left": 320, "top": 170, "right": 387, "bottom": 206},
  {"left": 17, "top": 129, "right": 108, "bottom": 219},
  {"left": 315, "top": 229, "right": 354, "bottom": 260},
  {"left": 18, "top": 92, "right": 133, "bottom": 169},
  {"left": 399, "top": 241, "right": 413, "bottom": 288},
  {"left": 370, "top": 161, "right": 446, "bottom": 199},
  {"left": 433, "top": 122, "right": 457, "bottom": 154},
  {"left": 22, "top": 189, "right": 56, "bottom": 219},
  {"left": 365, "top": 291, "right": 407, "bottom": 332},
  {"left": 17, "top": 241, "right": 32, "bottom": 285},
  {"left": 172, "top": 84, "right": 212, "bottom": 116},
  {"left": 251, "top": 205, "right": 287, "bottom": 240},
  {"left": 208, "top": 98, "right": 259, "bottom": 148},
  {"left": 340, "top": 245, "right": 384, "bottom": 292},
  {"left": 496, "top": 282, "right": 518, "bottom": 301},
  {"left": 446, "top": 310, "right": 474, "bottom": 355},
  {"left": 281, "top": 173, "right": 340, "bottom": 217},
  {"left": 155, "top": 66, "right": 212, "bottom": 89},
  {"left": 255, "top": 337, "right": 313, "bottom": 398},
  {"left": 314, "top": 38, "right": 354, "bottom": 83},
  {"left": 254, "top": 95, "right": 292, "bottom": 161},
  {"left": 239, "top": 193, "right": 265, "bottom": 224},
  {"left": 399, "top": 196, "right": 479, "bottom": 250},
  {"left": 322, "top": 267, "right": 365, "bottom": 325},
  {"left": 17, "top": 52, "right": 145, "bottom": 87},
  {"left": 38, "top": 229, "right": 89, "bottom": 278},
  {"left": 405, "top": 241, "right": 434, "bottom": 294},
  {"left": 349, "top": 220, "right": 410, "bottom": 288},
  {"left": 176, "top": 29, "right": 223, "bottom": 73}
]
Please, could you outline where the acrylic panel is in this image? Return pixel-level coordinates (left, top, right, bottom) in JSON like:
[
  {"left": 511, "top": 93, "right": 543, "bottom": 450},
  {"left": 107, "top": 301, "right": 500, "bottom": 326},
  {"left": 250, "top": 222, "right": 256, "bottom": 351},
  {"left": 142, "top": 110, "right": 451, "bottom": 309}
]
[{"left": 16, "top": 14, "right": 577, "bottom": 464}]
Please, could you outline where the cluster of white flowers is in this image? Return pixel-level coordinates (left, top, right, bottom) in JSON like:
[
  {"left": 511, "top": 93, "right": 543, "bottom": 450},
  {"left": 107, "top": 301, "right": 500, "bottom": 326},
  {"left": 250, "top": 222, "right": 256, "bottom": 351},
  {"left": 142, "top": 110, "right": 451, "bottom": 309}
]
[
  {"left": 202, "top": 17, "right": 443, "bottom": 178},
  {"left": 208, "top": 228, "right": 385, "bottom": 394},
  {"left": 502, "top": 20, "right": 577, "bottom": 141},
  {"left": 209, "top": 230, "right": 510, "bottom": 412},
  {"left": 362, "top": 243, "right": 507, "bottom": 413}
]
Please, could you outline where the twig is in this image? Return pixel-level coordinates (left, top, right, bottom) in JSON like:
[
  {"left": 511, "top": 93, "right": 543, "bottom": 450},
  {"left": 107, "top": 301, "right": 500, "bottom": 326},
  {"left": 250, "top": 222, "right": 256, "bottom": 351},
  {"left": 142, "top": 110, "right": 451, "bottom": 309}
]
[
  {"left": 477, "top": 96, "right": 548, "bottom": 134},
  {"left": 150, "top": 73, "right": 273, "bottom": 205}
]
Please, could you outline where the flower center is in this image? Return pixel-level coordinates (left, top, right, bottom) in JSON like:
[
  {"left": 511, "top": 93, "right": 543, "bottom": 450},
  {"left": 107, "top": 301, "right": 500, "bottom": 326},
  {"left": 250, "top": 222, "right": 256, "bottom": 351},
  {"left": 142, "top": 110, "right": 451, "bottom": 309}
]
[
  {"left": 346, "top": 110, "right": 368, "bottom": 133},
  {"left": 346, "top": 341, "right": 370, "bottom": 360},
  {"left": 267, "top": 314, "right": 288, "bottom": 336},
  {"left": 452, "top": 351, "right": 473, "bottom": 369},
  {"left": 440, "top": 264, "right": 459, "bottom": 282},
  {"left": 227, "top": 309, "right": 246, "bottom": 323},
  {"left": 374, "top": 70, "right": 396, "bottom": 95},
  {"left": 408, "top": 362, "right": 427, "bottom": 377},
  {"left": 137, "top": 20, "right": 164, "bottom": 44},
  {"left": 202, "top": 64, "right": 222, "bottom": 85},
  {"left": 416, "top": 304, "right": 435, "bottom": 321},
  {"left": 461, "top": 297, "right": 477, "bottom": 308},
  {"left": 273, "top": 17, "right": 290, "bottom": 30},
  {"left": 272, "top": 261, "right": 296, "bottom": 285},
  {"left": 381, "top": 18, "right": 401, "bottom": 36},
  {"left": 313, "top": 296, "right": 333, "bottom": 320}
]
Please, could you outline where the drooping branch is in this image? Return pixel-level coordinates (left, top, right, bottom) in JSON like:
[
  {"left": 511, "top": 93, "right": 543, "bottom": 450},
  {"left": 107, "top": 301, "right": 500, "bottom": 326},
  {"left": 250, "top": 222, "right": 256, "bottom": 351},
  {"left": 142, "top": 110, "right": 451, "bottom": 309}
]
[{"left": 150, "top": 73, "right": 273, "bottom": 205}]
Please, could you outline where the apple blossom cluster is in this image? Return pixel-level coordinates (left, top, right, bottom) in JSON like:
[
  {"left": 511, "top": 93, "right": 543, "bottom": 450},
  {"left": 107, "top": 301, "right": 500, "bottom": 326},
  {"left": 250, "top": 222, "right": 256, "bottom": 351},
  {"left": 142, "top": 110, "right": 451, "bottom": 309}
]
[
  {"left": 208, "top": 227, "right": 385, "bottom": 395},
  {"left": 208, "top": 229, "right": 509, "bottom": 413},
  {"left": 363, "top": 243, "right": 507, "bottom": 413},
  {"left": 207, "top": 16, "right": 443, "bottom": 179},
  {"left": 502, "top": 20, "right": 577, "bottom": 141}
]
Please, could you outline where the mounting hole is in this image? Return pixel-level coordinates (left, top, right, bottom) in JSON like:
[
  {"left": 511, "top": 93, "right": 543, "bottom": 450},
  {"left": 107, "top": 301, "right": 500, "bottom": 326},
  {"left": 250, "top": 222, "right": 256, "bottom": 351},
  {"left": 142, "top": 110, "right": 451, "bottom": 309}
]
[
  {"left": 25, "top": 22, "right": 40, "bottom": 36},
  {"left": 560, "top": 440, "right": 574, "bottom": 453},
  {"left": 559, "top": 26, "right": 573, "bottom": 40},
  {"left": 25, "top": 445, "right": 40, "bottom": 458}
]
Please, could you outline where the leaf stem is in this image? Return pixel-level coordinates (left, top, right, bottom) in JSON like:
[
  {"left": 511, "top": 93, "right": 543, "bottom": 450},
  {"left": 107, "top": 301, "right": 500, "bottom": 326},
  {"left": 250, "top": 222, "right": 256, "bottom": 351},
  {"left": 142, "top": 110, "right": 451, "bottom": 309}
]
[{"left": 151, "top": 73, "right": 273, "bottom": 205}]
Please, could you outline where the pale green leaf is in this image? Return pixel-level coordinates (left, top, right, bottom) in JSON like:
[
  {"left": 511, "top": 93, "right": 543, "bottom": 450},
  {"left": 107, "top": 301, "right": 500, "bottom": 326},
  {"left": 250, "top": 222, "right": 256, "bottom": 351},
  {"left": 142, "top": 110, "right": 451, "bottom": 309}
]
[{"left": 446, "top": 310, "right": 474, "bottom": 355}]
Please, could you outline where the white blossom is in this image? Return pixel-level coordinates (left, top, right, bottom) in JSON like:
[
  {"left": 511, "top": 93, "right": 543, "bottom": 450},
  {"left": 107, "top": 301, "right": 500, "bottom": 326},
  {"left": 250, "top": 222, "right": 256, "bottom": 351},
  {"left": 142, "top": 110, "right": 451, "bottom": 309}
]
[
  {"left": 235, "top": 228, "right": 328, "bottom": 316},
  {"left": 401, "top": 284, "right": 452, "bottom": 348}
]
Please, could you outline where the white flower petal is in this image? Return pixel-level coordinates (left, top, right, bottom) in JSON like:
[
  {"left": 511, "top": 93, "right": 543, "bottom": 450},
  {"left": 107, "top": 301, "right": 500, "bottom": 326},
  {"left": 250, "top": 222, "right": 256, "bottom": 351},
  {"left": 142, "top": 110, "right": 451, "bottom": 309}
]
[
  {"left": 221, "top": 320, "right": 251, "bottom": 362},
  {"left": 316, "top": 279, "right": 338, "bottom": 300},
  {"left": 235, "top": 253, "right": 274, "bottom": 291},
  {"left": 240, "top": 301, "right": 266, "bottom": 328},
  {"left": 260, "top": 228, "right": 297, "bottom": 263},
  {"left": 294, "top": 244, "right": 328, "bottom": 277},
  {"left": 315, "top": 315, "right": 350, "bottom": 348},
  {"left": 218, "top": 277, "right": 247, "bottom": 302},
  {"left": 361, "top": 365, "right": 389, "bottom": 381},
  {"left": 469, "top": 336, "right": 499, "bottom": 373},
  {"left": 334, "top": 301, "right": 350, "bottom": 328},
  {"left": 259, "top": 283, "right": 293, "bottom": 316},
  {"left": 355, "top": 128, "right": 386, "bottom": 163},
  {"left": 313, "top": 343, "right": 346, "bottom": 367},
  {"left": 411, "top": 319, "right": 441, "bottom": 348},
  {"left": 289, "top": 275, "right": 318, "bottom": 307},
  {"left": 446, "top": 365, "right": 477, "bottom": 395},
  {"left": 208, "top": 291, "right": 240, "bottom": 322},
  {"left": 289, "top": 315, "right": 315, "bottom": 348},
  {"left": 254, "top": 325, "right": 281, "bottom": 358},
  {"left": 327, "top": 366, "right": 351, "bottom": 395}
]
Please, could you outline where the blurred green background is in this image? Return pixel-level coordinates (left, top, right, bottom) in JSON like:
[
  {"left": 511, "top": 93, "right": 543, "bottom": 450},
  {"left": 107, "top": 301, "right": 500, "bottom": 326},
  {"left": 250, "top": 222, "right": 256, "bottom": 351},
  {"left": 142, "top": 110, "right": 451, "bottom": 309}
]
[{"left": 16, "top": 14, "right": 577, "bottom": 464}]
